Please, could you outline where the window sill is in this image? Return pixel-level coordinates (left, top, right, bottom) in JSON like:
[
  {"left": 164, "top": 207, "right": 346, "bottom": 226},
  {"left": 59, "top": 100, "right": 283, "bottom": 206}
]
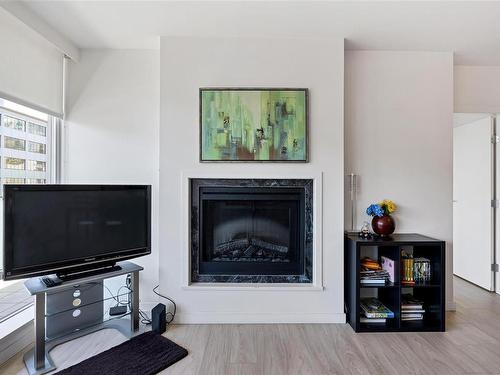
[
  {"left": 0, "top": 306, "right": 34, "bottom": 365},
  {"left": 0, "top": 279, "right": 33, "bottom": 324},
  {"left": 0, "top": 305, "right": 33, "bottom": 341}
]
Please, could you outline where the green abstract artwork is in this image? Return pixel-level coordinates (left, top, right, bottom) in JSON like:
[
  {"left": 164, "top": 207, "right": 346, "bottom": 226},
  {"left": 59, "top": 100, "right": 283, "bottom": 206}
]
[{"left": 200, "top": 88, "right": 308, "bottom": 162}]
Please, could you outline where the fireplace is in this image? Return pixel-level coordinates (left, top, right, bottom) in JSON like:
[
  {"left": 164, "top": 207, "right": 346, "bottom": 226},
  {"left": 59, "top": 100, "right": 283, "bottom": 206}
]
[{"left": 190, "top": 179, "right": 313, "bottom": 283}]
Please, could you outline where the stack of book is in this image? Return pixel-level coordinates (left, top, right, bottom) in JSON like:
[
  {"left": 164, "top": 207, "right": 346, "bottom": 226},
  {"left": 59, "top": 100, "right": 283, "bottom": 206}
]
[
  {"left": 401, "top": 294, "right": 425, "bottom": 321},
  {"left": 360, "top": 257, "right": 390, "bottom": 285},
  {"left": 360, "top": 297, "right": 394, "bottom": 324}
]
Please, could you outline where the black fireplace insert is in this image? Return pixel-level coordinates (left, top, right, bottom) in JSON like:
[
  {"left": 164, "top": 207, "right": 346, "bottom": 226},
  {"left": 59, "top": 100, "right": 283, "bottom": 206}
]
[{"left": 190, "top": 179, "right": 313, "bottom": 283}]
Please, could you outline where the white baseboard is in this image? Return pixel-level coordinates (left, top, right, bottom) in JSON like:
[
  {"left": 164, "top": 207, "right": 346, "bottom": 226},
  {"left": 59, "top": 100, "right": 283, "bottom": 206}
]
[
  {"left": 174, "top": 312, "right": 346, "bottom": 324},
  {"left": 446, "top": 300, "right": 456, "bottom": 311}
]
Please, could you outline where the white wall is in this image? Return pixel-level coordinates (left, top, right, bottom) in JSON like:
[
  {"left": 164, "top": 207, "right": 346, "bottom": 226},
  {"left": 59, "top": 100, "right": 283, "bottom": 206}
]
[
  {"left": 455, "top": 66, "right": 500, "bottom": 113},
  {"left": 63, "top": 45, "right": 455, "bottom": 321},
  {"left": 160, "top": 36, "right": 345, "bottom": 323},
  {"left": 345, "top": 51, "right": 455, "bottom": 309},
  {"left": 65, "top": 49, "right": 160, "bottom": 304}
]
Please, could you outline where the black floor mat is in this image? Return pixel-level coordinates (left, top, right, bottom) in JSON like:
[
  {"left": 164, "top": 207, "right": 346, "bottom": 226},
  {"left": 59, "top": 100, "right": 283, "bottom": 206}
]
[{"left": 56, "top": 331, "right": 188, "bottom": 375}]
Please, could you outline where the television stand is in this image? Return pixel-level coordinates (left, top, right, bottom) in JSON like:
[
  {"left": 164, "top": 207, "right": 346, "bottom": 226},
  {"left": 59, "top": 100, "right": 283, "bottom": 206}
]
[{"left": 23, "top": 261, "right": 143, "bottom": 375}]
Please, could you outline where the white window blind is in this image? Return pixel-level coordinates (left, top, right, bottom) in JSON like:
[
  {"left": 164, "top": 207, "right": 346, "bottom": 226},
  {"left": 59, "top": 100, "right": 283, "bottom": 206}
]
[{"left": 0, "top": 7, "right": 63, "bottom": 118}]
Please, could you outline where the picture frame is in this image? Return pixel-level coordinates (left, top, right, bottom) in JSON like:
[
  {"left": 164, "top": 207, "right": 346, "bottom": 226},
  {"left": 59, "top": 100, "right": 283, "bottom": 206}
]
[{"left": 199, "top": 88, "right": 309, "bottom": 162}]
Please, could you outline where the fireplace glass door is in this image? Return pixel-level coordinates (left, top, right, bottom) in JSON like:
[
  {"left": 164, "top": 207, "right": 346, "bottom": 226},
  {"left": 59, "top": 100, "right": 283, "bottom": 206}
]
[{"left": 199, "top": 188, "right": 304, "bottom": 276}]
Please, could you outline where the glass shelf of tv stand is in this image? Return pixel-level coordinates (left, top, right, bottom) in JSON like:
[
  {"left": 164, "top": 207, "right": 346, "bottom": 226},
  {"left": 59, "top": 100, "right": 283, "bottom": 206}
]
[
  {"left": 43, "top": 290, "right": 132, "bottom": 318},
  {"left": 45, "top": 307, "right": 133, "bottom": 343}
]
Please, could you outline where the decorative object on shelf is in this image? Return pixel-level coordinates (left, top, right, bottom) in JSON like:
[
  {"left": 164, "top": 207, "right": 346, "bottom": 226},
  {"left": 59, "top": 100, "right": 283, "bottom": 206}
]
[
  {"left": 348, "top": 173, "right": 358, "bottom": 231},
  {"left": 401, "top": 251, "right": 415, "bottom": 285},
  {"left": 366, "top": 199, "right": 397, "bottom": 237},
  {"left": 199, "top": 88, "right": 308, "bottom": 162},
  {"left": 381, "top": 256, "right": 395, "bottom": 283},
  {"left": 414, "top": 257, "right": 431, "bottom": 283},
  {"left": 358, "top": 221, "right": 372, "bottom": 239}
]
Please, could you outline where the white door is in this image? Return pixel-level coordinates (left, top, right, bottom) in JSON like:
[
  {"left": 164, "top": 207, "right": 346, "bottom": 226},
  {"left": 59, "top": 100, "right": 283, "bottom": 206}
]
[{"left": 453, "top": 115, "right": 494, "bottom": 291}]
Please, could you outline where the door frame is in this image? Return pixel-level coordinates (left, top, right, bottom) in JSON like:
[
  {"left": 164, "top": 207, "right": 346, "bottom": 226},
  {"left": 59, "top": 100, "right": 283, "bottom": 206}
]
[
  {"left": 453, "top": 113, "right": 496, "bottom": 292},
  {"left": 491, "top": 114, "right": 497, "bottom": 292}
]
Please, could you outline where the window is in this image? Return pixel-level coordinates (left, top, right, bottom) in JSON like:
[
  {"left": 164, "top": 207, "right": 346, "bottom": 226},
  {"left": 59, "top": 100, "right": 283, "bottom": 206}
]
[
  {"left": 27, "top": 122, "right": 46, "bottom": 137},
  {"left": 5, "top": 157, "right": 25, "bottom": 170},
  {"left": 0, "top": 98, "right": 60, "bottom": 283},
  {"left": 2, "top": 115, "right": 25, "bottom": 132},
  {"left": 4, "top": 178, "right": 25, "bottom": 184},
  {"left": 26, "top": 160, "right": 46, "bottom": 172},
  {"left": 26, "top": 178, "right": 46, "bottom": 184},
  {"left": 28, "top": 141, "right": 46, "bottom": 154},
  {"left": 5, "top": 136, "right": 25, "bottom": 151}
]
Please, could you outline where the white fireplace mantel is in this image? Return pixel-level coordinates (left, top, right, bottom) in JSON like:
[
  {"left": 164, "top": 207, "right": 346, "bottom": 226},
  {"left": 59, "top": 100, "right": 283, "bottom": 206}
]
[{"left": 180, "top": 170, "right": 324, "bottom": 291}]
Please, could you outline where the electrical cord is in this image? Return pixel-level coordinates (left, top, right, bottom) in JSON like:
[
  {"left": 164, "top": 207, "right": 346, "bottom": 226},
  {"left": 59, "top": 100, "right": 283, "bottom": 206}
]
[
  {"left": 103, "top": 275, "right": 177, "bottom": 326},
  {"left": 152, "top": 285, "right": 176, "bottom": 324},
  {"left": 123, "top": 274, "right": 153, "bottom": 325},
  {"left": 139, "top": 310, "right": 152, "bottom": 325},
  {"left": 102, "top": 278, "right": 150, "bottom": 324},
  {"left": 103, "top": 284, "right": 121, "bottom": 305}
]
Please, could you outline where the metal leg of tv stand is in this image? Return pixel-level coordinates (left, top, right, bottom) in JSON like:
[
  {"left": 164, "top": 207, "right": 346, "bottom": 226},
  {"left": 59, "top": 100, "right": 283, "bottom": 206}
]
[
  {"left": 34, "top": 293, "right": 47, "bottom": 369},
  {"left": 131, "top": 270, "right": 140, "bottom": 332},
  {"left": 23, "top": 293, "right": 56, "bottom": 375}
]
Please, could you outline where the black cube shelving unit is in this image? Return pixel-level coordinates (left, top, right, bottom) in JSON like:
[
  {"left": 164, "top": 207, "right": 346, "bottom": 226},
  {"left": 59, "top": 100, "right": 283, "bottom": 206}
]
[{"left": 345, "top": 233, "right": 445, "bottom": 332}]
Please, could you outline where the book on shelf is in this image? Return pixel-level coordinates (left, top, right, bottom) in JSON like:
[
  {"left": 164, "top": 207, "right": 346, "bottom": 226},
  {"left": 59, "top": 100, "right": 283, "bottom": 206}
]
[
  {"left": 360, "top": 317, "right": 386, "bottom": 324},
  {"left": 360, "top": 298, "right": 394, "bottom": 319},
  {"left": 361, "top": 257, "right": 382, "bottom": 270},
  {"left": 401, "top": 294, "right": 424, "bottom": 310},
  {"left": 400, "top": 309, "right": 425, "bottom": 313},
  {"left": 401, "top": 316, "right": 424, "bottom": 321},
  {"left": 401, "top": 313, "right": 424, "bottom": 319},
  {"left": 401, "top": 294, "right": 425, "bottom": 320},
  {"left": 360, "top": 272, "right": 389, "bottom": 279},
  {"left": 360, "top": 257, "right": 390, "bottom": 284},
  {"left": 360, "top": 279, "right": 387, "bottom": 284},
  {"left": 360, "top": 270, "right": 387, "bottom": 276}
]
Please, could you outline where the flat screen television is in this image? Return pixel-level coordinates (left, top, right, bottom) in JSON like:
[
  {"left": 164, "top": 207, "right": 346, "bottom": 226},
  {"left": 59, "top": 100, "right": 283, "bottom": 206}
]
[{"left": 3, "top": 185, "right": 151, "bottom": 280}]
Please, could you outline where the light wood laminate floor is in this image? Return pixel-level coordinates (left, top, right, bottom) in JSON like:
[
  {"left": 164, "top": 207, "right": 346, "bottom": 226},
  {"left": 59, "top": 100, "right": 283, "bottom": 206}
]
[{"left": 2, "top": 276, "right": 500, "bottom": 375}]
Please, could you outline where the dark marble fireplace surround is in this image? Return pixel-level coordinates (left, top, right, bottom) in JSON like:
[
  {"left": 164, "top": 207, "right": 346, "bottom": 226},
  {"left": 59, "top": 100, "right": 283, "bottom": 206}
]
[{"left": 190, "top": 178, "right": 313, "bottom": 283}]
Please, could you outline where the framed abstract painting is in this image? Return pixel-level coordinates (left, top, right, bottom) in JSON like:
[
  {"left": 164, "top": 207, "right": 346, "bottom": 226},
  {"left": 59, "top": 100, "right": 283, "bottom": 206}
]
[{"left": 199, "top": 88, "right": 308, "bottom": 162}]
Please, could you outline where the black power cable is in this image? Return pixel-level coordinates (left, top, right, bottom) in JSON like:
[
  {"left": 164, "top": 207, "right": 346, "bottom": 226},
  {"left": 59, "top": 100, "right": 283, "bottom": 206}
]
[
  {"left": 103, "top": 275, "right": 177, "bottom": 327},
  {"left": 123, "top": 275, "right": 153, "bottom": 325},
  {"left": 152, "top": 285, "right": 176, "bottom": 324}
]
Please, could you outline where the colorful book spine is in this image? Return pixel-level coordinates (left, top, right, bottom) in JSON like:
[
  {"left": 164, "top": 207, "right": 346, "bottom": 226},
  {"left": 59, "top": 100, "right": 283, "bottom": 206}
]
[{"left": 364, "top": 311, "right": 395, "bottom": 319}]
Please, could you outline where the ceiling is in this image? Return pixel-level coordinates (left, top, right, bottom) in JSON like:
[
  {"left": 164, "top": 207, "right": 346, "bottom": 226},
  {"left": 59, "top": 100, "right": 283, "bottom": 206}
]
[{"left": 19, "top": 1, "right": 500, "bottom": 65}]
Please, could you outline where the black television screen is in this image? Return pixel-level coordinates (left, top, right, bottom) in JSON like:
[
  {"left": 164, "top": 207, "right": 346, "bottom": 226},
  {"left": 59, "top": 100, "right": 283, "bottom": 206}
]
[{"left": 3, "top": 185, "right": 151, "bottom": 280}]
